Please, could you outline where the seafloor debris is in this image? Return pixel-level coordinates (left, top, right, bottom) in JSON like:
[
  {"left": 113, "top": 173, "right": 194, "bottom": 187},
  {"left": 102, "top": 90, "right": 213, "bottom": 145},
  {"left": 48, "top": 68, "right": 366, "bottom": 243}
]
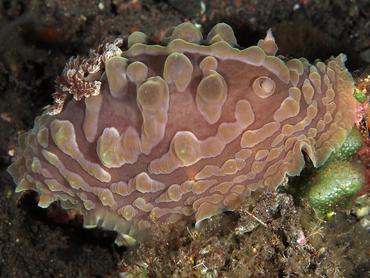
[
  {"left": 353, "top": 194, "right": 370, "bottom": 231},
  {"left": 353, "top": 67, "right": 369, "bottom": 130},
  {"left": 7, "top": 22, "right": 357, "bottom": 245},
  {"left": 120, "top": 192, "right": 350, "bottom": 277}
]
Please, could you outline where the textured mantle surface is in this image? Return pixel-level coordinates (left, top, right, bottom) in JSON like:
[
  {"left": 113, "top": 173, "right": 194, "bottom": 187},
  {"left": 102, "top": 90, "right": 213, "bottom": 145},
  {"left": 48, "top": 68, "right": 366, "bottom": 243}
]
[{"left": 8, "top": 22, "right": 356, "bottom": 245}]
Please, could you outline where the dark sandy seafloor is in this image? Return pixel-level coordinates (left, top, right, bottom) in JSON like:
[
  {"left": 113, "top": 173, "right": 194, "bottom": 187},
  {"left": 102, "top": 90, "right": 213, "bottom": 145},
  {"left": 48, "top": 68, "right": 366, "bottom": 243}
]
[{"left": 0, "top": 0, "right": 369, "bottom": 277}]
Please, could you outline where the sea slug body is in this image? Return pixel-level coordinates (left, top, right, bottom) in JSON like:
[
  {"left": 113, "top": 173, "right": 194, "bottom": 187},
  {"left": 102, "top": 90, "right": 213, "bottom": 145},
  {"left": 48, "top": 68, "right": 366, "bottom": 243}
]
[{"left": 7, "top": 22, "right": 356, "bottom": 245}]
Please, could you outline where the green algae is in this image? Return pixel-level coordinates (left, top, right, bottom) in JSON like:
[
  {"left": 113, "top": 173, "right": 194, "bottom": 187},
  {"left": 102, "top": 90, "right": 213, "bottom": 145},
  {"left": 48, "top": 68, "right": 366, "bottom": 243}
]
[
  {"left": 308, "top": 160, "right": 365, "bottom": 219},
  {"left": 353, "top": 88, "right": 367, "bottom": 103}
]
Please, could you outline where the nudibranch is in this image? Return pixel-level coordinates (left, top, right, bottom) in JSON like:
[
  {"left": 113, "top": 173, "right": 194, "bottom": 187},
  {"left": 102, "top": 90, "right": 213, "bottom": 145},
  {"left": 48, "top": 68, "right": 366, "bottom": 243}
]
[{"left": 8, "top": 22, "right": 356, "bottom": 245}]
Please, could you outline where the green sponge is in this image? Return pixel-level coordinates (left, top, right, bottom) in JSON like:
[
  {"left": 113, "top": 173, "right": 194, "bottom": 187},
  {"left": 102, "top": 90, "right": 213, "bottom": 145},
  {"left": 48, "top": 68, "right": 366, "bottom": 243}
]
[
  {"left": 330, "top": 127, "right": 363, "bottom": 161},
  {"left": 308, "top": 160, "right": 365, "bottom": 219}
]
